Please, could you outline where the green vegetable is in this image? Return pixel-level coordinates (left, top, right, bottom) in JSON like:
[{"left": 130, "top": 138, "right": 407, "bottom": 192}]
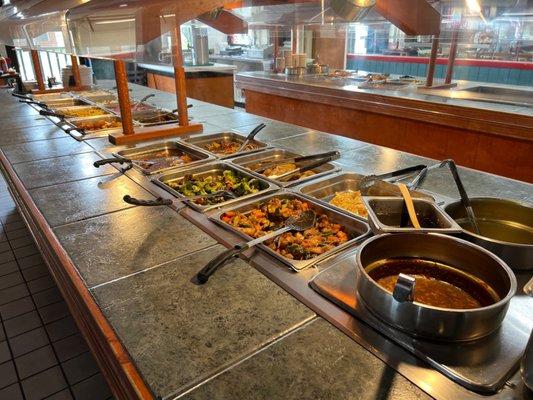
[{"left": 170, "top": 169, "right": 262, "bottom": 204}]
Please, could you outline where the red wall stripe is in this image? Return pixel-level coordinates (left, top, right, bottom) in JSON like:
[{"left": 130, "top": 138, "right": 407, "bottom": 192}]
[{"left": 347, "top": 54, "right": 533, "bottom": 70}]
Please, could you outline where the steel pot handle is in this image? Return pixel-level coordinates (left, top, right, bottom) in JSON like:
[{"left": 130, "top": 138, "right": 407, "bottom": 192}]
[
  {"left": 392, "top": 273, "right": 415, "bottom": 302},
  {"left": 123, "top": 195, "right": 172, "bottom": 207},
  {"left": 196, "top": 244, "right": 249, "bottom": 284}
]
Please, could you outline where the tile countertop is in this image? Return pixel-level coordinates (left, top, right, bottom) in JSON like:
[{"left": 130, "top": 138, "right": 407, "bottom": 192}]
[{"left": 0, "top": 87, "right": 532, "bottom": 400}]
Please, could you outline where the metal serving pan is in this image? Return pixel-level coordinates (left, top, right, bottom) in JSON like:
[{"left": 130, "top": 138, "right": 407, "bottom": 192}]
[
  {"left": 45, "top": 98, "right": 90, "bottom": 108},
  {"left": 153, "top": 161, "right": 278, "bottom": 212},
  {"left": 210, "top": 192, "right": 370, "bottom": 271},
  {"left": 181, "top": 131, "right": 270, "bottom": 159},
  {"left": 363, "top": 196, "right": 462, "bottom": 234},
  {"left": 295, "top": 172, "right": 434, "bottom": 221},
  {"left": 132, "top": 109, "right": 180, "bottom": 127},
  {"left": 64, "top": 115, "right": 125, "bottom": 140},
  {"left": 72, "top": 89, "right": 114, "bottom": 99},
  {"left": 102, "top": 102, "right": 156, "bottom": 115},
  {"left": 84, "top": 94, "right": 118, "bottom": 104},
  {"left": 115, "top": 141, "right": 215, "bottom": 175},
  {"left": 228, "top": 148, "right": 339, "bottom": 188},
  {"left": 50, "top": 105, "right": 111, "bottom": 119},
  {"left": 32, "top": 93, "right": 73, "bottom": 102},
  {"left": 444, "top": 198, "right": 533, "bottom": 271}
]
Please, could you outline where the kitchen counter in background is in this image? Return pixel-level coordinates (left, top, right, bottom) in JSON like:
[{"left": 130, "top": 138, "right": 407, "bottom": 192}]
[
  {"left": 236, "top": 71, "right": 533, "bottom": 183},
  {"left": 138, "top": 62, "right": 236, "bottom": 108}
]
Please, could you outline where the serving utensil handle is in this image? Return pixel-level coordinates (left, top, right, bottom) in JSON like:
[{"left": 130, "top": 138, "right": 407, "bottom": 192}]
[
  {"left": 446, "top": 160, "right": 480, "bottom": 234},
  {"left": 123, "top": 195, "right": 172, "bottom": 207},
  {"left": 11, "top": 93, "right": 30, "bottom": 99},
  {"left": 196, "top": 244, "right": 250, "bottom": 284},
  {"left": 19, "top": 99, "right": 48, "bottom": 108},
  {"left": 196, "top": 225, "right": 292, "bottom": 284},
  {"left": 39, "top": 109, "right": 65, "bottom": 119},
  {"left": 276, "top": 153, "right": 338, "bottom": 182},
  {"left": 236, "top": 123, "right": 267, "bottom": 153},
  {"left": 398, "top": 183, "right": 421, "bottom": 229},
  {"left": 94, "top": 157, "right": 133, "bottom": 172},
  {"left": 294, "top": 150, "right": 340, "bottom": 163},
  {"left": 377, "top": 164, "right": 427, "bottom": 181}
]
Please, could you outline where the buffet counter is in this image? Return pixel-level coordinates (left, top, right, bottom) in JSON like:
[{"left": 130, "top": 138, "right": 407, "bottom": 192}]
[
  {"left": 235, "top": 71, "right": 533, "bottom": 183},
  {"left": 0, "top": 85, "right": 532, "bottom": 400}
]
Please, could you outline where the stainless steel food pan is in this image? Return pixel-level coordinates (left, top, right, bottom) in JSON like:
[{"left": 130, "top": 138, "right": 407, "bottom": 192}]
[
  {"left": 444, "top": 197, "right": 533, "bottom": 271},
  {"left": 210, "top": 192, "right": 370, "bottom": 271},
  {"left": 132, "top": 109, "right": 180, "bottom": 127},
  {"left": 364, "top": 196, "right": 462, "bottom": 234},
  {"left": 153, "top": 161, "right": 278, "bottom": 212},
  {"left": 63, "top": 115, "right": 125, "bottom": 140},
  {"left": 228, "top": 148, "right": 339, "bottom": 188},
  {"left": 44, "top": 98, "right": 90, "bottom": 108},
  {"left": 32, "top": 93, "right": 73, "bottom": 102},
  {"left": 50, "top": 105, "right": 111, "bottom": 119},
  {"left": 115, "top": 141, "right": 215, "bottom": 175},
  {"left": 181, "top": 131, "right": 270, "bottom": 159},
  {"left": 295, "top": 172, "right": 433, "bottom": 221}
]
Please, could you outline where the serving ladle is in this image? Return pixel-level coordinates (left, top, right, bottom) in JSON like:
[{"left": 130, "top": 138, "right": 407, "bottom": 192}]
[{"left": 196, "top": 210, "right": 317, "bottom": 284}]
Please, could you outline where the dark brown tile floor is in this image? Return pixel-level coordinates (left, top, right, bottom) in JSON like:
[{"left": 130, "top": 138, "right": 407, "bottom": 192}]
[{"left": 0, "top": 176, "right": 114, "bottom": 400}]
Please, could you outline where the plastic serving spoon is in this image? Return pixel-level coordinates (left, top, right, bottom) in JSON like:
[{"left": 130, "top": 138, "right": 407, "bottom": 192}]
[
  {"left": 196, "top": 210, "right": 316, "bottom": 284},
  {"left": 398, "top": 183, "right": 421, "bottom": 229}
]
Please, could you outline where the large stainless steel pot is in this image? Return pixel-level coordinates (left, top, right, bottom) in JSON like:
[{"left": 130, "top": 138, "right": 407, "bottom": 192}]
[
  {"left": 355, "top": 233, "right": 517, "bottom": 341},
  {"left": 444, "top": 198, "right": 533, "bottom": 271}
]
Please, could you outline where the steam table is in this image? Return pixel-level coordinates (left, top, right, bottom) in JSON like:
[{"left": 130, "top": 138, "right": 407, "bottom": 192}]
[{"left": 0, "top": 85, "right": 531, "bottom": 400}]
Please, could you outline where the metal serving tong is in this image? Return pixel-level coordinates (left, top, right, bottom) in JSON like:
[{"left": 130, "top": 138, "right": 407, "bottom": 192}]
[
  {"left": 253, "top": 150, "right": 338, "bottom": 174},
  {"left": 274, "top": 151, "right": 342, "bottom": 182},
  {"left": 235, "top": 123, "right": 266, "bottom": 153},
  {"left": 196, "top": 210, "right": 317, "bottom": 284},
  {"left": 408, "top": 159, "right": 480, "bottom": 234},
  {"left": 122, "top": 190, "right": 237, "bottom": 207},
  {"left": 256, "top": 150, "right": 340, "bottom": 182},
  {"left": 357, "top": 164, "right": 427, "bottom": 192}
]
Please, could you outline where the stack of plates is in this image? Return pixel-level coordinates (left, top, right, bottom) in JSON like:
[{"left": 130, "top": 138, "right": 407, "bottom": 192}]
[{"left": 61, "top": 65, "right": 93, "bottom": 87}]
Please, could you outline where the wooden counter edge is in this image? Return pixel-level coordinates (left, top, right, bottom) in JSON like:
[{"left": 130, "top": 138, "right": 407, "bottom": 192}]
[{"left": 0, "top": 150, "right": 154, "bottom": 400}]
